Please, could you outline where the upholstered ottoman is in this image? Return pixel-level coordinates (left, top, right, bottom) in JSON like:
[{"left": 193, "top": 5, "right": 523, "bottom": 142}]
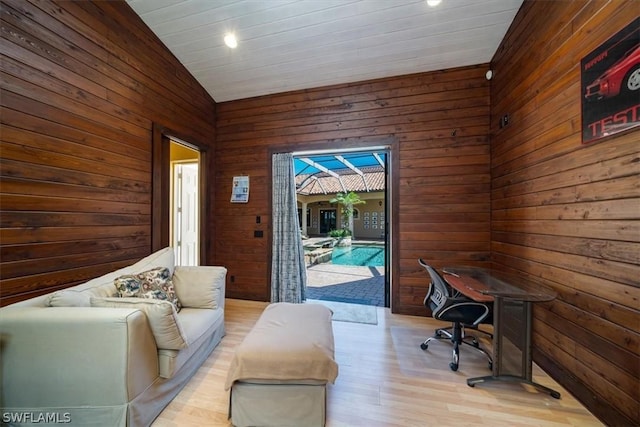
[{"left": 225, "top": 302, "right": 338, "bottom": 427}]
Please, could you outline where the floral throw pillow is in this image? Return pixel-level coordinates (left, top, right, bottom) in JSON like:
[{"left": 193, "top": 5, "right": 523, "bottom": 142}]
[{"left": 114, "top": 267, "right": 182, "bottom": 312}]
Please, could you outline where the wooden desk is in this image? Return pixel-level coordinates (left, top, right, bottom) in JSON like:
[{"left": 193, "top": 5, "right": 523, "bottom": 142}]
[
  {"left": 442, "top": 267, "right": 561, "bottom": 399},
  {"left": 442, "top": 274, "right": 494, "bottom": 303}
]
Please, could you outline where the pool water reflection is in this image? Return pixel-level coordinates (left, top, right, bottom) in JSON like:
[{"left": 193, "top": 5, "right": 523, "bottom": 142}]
[{"left": 331, "top": 245, "right": 385, "bottom": 267}]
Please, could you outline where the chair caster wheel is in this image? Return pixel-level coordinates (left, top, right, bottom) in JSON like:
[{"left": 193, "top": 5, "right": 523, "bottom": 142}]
[
  {"left": 420, "top": 343, "right": 428, "bottom": 350},
  {"left": 551, "top": 391, "right": 561, "bottom": 399},
  {"left": 449, "top": 363, "right": 458, "bottom": 371}
]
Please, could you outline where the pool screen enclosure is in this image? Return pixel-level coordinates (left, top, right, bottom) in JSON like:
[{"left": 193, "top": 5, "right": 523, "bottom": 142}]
[{"left": 292, "top": 149, "right": 391, "bottom": 308}]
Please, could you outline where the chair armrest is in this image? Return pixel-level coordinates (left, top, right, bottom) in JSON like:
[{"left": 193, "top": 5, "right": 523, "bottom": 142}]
[
  {"left": 173, "top": 266, "right": 227, "bottom": 309},
  {"left": 0, "top": 307, "right": 158, "bottom": 408}
]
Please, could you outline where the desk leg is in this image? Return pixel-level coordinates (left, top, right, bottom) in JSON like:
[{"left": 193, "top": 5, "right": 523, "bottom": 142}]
[
  {"left": 466, "top": 297, "right": 561, "bottom": 399},
  {"left": 467, "top": 375, "right": 561, "bottom": 399}
]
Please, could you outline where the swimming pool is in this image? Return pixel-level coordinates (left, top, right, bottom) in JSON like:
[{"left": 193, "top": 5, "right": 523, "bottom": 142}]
[{"left": 331, "top": 245, "right": 385, "bottom": 267}]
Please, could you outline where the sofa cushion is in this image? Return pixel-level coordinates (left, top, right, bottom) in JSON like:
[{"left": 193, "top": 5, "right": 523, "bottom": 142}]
[
  {"left": 115, "top": 267, "right": 182, "bottom": 312},
  {"left": 48, "top": 289, "right": 91, "bottom": 307},
  {"left": 48, "top": 283, "right": 118, "bottom": 307},
  {"left": 158, "top": 307, "right": 225, "bottom": 378},
  {"left": 173, "top": 266, "right": 226, "bottom": 309},
  {"left": 90, "top": 297, "right": 188, "bottom": 350}
]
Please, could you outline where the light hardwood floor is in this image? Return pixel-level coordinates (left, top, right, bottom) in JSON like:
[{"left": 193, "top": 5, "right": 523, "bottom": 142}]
[{"left": 152, "top": 299, "right": 603, "bottom": 427}]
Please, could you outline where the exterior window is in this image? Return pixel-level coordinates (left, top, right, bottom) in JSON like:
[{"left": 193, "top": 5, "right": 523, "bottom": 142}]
[{"left": 297, "top": 208, "right": 311, "bottom": 227}]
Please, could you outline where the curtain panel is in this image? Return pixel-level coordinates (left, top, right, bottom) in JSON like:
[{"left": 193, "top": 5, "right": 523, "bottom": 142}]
[{"left": 271, "top": 153, "right": 307, "bottom": 303}]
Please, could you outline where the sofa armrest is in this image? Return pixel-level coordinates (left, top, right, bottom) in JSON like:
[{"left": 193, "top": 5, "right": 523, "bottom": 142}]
[
  {"left": 0, "top": 307, "right": 158, "bottom": 409},
  {"left": 173, "top": 266, "right": 227, "bottom": 310}
]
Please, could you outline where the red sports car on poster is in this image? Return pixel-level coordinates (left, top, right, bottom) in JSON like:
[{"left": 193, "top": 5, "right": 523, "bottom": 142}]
[{"left": 585, "top": 44, "right": 640, "bottom": 101}]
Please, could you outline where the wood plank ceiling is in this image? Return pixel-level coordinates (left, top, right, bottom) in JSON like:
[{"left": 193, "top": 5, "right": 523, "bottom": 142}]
[{"left": 126, "top": 0, "right": 524, "bottom": 102}]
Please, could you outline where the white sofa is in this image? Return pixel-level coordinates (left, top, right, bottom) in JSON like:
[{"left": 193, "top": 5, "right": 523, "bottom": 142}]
[{"left": 0, "top": 247, "right": 226, "bottom": 427}]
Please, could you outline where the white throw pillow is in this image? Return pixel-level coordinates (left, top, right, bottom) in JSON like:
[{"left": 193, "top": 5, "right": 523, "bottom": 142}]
[
  {"left": 173, "top": 266, "right": 226, "bottom": 309},
  {"left": 90, "top": 297, "right": 188, "bottom": 350},
  {"left": 48, "top": 290, "right": 91, "bottom": 307}
]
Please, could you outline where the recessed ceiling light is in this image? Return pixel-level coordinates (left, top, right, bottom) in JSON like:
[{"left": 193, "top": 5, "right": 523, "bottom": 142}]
[
  {"left": 224, "top": 33, "right": 238, "bottom": 49},
  {"left": 427, "top": 0, "right": 442, "bottom": 6}
]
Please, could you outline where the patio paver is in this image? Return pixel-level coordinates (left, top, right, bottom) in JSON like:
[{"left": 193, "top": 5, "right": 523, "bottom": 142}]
[{"left": 305, "top": 263, "right": 385, "bottom": 307}]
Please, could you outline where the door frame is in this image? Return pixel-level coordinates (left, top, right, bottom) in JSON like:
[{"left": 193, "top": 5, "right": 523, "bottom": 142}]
[
  {"left": 319, "top": 209, "right": 337, "bottom": 233},
  {"left": 269, "top": 135, "right": 398, "bottom": 310},
  {"left": 152, "top": 123, "right": 209, "bottom": 265}
]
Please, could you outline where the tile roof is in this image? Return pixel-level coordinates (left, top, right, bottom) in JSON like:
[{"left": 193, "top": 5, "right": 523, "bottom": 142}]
[{"left": 296, "top": 166, "right": 385, "bottom": 195}]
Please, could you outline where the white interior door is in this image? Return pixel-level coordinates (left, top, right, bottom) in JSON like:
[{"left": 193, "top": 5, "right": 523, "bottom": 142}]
[{"left": 173, "top": 162, "right": 199, "bottom": 266}]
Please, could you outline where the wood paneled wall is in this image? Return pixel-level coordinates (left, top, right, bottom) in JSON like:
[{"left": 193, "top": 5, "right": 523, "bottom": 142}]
[
  {"left": 3, "top": 1, "right": 633, "bottom": 423},
  {"left": 0, "top": 0, "right": 216, "bottom": 305},
  {"left": 214, "top": 66, "right": 491, "bottom": 313},
  {"left": 490, "top": 1, "right": 639, "bottom": 425}
]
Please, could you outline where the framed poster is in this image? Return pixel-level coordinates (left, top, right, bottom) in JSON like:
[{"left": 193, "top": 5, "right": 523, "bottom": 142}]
[
  {"left": 581, "top": 17, "right": 639, "bottom": 143},
  {"left": 230, "top": 176, "right": 249, "bottom": 203}
]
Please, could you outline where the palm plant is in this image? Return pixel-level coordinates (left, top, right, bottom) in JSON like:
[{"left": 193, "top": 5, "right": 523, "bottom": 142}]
[{"left": 329, "top": 191, "right": 366, "bottom": 238}]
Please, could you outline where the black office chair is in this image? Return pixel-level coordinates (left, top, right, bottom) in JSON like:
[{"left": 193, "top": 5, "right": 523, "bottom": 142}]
[{"left": 418, "top": 258, "right": 493, "bottom": 371}]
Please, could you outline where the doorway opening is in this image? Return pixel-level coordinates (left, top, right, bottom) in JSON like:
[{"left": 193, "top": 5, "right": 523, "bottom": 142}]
[
  {"left": 292, "top": 148, "right": 390, "bottom": 309},
  {"left": 170, "top": 141, "right": 200, "bottom": 266}
]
